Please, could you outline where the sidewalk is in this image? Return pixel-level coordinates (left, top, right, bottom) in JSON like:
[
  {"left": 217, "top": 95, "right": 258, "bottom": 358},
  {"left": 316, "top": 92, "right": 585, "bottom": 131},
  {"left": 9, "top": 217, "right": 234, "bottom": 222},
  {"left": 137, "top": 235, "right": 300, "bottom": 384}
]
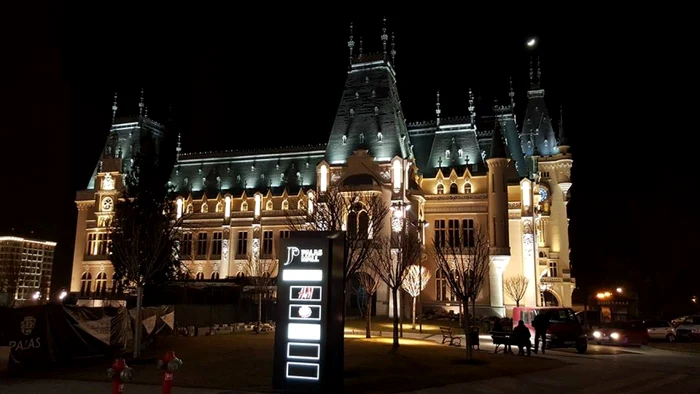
[{"left": 0, "top": 379, "right": 257, "bottom": 394}]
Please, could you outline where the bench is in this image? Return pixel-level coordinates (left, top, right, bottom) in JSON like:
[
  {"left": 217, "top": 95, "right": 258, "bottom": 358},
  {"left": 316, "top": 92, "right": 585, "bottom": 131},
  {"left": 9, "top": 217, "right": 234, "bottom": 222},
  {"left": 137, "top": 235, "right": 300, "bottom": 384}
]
[
  {"left": 440, "top": 326, "right": 462, "bottom": 347},
  {"left": 491, "top": 331, "right": 530, "bottom": 355}
]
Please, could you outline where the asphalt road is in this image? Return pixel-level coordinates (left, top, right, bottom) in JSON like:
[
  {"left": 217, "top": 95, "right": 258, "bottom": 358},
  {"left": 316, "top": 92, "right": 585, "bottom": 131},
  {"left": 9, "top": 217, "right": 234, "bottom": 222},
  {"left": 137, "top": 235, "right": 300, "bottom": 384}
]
[
  {"left": 2, "top": 337, "right": 698, "bottom": 393},
  {"left": 401, "top": 336, "right": 700, "bottom": 394}
]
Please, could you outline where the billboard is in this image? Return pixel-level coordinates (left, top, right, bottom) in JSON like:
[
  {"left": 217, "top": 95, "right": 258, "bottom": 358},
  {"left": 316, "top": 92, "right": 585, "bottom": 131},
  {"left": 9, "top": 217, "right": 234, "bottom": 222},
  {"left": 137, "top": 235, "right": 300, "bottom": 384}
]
[{"left": 273, "top": 231, "right": 345, "bottom": 393}]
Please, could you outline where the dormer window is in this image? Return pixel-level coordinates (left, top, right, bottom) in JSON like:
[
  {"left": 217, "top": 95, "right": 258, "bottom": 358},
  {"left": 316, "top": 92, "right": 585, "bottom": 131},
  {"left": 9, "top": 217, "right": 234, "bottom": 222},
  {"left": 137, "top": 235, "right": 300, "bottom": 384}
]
[
  {"left": 437, "top": 184, "right": 444, "bottom": 195},
  {"left": 251, "top": 165, "right": 255, "bottom": 172},
  {"left": 445, "top": 149, "right": 450, "bottom": 158},
  {"left": 464, "top": 182, "right": 472, "bottom": 194},
  {"left": 377, "top": 132, "right": 383, "bottom": 143},
  {"left": 201, "top": 203, "right": 209, "bottom": 213},
  {"left": 359, "top": 133, "right": 365, "bottom": 143},
  {"left": 458, "top": 149, "right": 464, "bottom": 158},
  {"left": 241, "top": 201, "right": 248, "bottom": 212},
  {"left": 342, "top": 135, "right": 347, "bottom": 145}
]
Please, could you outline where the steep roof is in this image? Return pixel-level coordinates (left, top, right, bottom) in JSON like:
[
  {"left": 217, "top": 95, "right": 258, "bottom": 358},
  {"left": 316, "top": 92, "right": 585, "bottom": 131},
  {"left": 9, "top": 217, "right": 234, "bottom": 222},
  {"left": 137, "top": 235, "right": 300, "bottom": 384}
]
[
  {"left": 325, "top": 55, "right": 412, "bottom": 164},
  {"left": 520, "top": 88, "right": 558, "bottom": 156},
  {"left": 169, "top": 144, "right": 325, "bottom": 198}
]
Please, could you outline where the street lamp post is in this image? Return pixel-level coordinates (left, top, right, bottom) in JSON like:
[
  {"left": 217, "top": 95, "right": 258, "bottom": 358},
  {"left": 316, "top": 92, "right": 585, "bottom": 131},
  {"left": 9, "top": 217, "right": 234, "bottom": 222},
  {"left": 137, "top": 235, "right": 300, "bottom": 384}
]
[
  {"left": 392, "top": 200, "right": 410, "bottom": 337},
  {"left": 417, "top": 218, "right": 428, "bottom": 334}
]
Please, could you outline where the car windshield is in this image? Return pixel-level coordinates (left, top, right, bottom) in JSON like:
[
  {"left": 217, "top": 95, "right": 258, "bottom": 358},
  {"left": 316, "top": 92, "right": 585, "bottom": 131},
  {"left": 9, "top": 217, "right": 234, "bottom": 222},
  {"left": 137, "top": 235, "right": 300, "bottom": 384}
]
[
  {"left": 683, "top": 317, "right": 700, "bottom": 325},
  {"left": 539, "top": 308, "right": 577, "bottom": 323}
]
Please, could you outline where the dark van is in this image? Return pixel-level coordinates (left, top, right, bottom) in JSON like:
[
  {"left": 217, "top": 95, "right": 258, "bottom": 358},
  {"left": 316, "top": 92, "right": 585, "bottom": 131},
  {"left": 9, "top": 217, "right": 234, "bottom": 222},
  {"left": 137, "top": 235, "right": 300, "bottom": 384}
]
[{"left": 513, "top": 306, "right": 588, "bottom": 354}]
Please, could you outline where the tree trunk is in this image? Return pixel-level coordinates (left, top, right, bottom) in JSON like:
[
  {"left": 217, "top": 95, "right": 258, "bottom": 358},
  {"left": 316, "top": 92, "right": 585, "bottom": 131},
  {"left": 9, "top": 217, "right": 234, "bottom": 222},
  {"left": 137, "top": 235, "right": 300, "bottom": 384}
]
[
  {"left": 392, "top": 287, "right": 399, "bottom": 350},
  {"left": 257, "top": 292, "right": 263, "bottom": 331},
  {"left": 133, "top": 285, "right": 144, "bottom": 358},
  {"left": 365, "top": 294, "right": 372, "bottom": 338},
  {"left": 412, "top": 296, "right": 417, "bottom": 330},
  {"left": 516, "top": 299, "right": 520, "bottom": 307},
  {"left": 462, "top": 298, "right": 472, "bottom": 360}
]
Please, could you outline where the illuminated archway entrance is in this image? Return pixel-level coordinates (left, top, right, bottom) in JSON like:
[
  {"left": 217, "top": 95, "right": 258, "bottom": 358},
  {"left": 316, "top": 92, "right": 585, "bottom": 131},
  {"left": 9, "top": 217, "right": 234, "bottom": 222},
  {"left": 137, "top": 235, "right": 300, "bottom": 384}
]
[{"left": 543, "top": 290, "right": 560, "bottom": 306}]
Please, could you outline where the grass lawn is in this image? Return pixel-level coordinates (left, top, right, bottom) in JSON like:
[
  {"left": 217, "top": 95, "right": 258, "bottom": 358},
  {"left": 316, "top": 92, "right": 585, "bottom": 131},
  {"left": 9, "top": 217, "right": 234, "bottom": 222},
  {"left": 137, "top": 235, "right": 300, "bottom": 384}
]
[
  {"left": 10, "top": 333, "right": 566, "bottom": 393},
  {"left": 649, "top": 341, "right": 700, "bottom": 354},
  {"left": 345, "top": 316, "right": 467, "bottom": 336}
]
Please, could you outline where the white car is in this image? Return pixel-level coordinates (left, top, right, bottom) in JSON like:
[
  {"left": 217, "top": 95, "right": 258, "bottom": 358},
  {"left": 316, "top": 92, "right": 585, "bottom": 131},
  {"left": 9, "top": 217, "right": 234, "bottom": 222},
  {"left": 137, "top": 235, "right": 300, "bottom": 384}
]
[
  {"left": 643, "top": 320, "right": 676, "bottom": 342},
  {"left": 675, "top": 315, "right": 700, "bottom": 341}
]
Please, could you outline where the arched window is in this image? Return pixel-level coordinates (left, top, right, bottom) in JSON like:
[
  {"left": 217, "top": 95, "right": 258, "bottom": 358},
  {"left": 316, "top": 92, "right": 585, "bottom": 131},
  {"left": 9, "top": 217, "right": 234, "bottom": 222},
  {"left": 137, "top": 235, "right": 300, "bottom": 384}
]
[
  {"left": 358, "top": 211, "right": 369, "bottom": 238},
  {"left": 216, "top": 201, "right": 223, "bottom": 213},
  {"left": 297, "top": 199, "right": 304, "bottom": 210},
  {"left": 464, "top": 182, "right": 472, "bottom": 194},
  {"left": 95, "top": 272, "right": 108, "bottom": 297},
  {"left": 111, "top": 273, "right": 119, "bottom": 295},
  {"left": 196, "top": 272, "right": 204, "bottom": 280},
  {"left": 201, "top": 202, "right": 209, "bottom": 213},
  {"left": 437, "top": 184, "right": 444, "bottom": 195},
  {"left": 282, "top": 199, "right": 289, "bottom": 210},
  {"left": 266, "top": 200, "right": 274, "bottom": 211},
  {"left": 347, "top": 212, "right": 357, "bottom": 238},
  {"left": 241, "top": 201, "right": 248, "bottom": 212},
  {"left": 211, "top": 272, "right": 220, "bottom": 280},
  {"left": 449, "top": 183, "right": 458, "bottom": 194},
  {"left": 80, "top": 272, "right": 92, "bottom": 297},
  {"left": 186, "top": 204, "right": 194, "bottom": 214}
]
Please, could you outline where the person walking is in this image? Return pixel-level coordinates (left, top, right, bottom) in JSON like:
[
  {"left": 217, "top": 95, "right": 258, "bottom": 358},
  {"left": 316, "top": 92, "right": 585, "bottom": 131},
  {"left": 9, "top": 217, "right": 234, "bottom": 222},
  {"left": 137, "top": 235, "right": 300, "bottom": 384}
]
[{"left": 533, "top": 312, "right": 550, "bottom": 354}]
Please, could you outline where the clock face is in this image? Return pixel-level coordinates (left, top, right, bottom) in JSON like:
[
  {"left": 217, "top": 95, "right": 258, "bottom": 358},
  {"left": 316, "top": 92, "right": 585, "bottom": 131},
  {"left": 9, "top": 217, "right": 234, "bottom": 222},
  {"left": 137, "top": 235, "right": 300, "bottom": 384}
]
[
  {"left": 539, "top": 187, "right": 549, "bottom": 201},
  {"left": 102, "top": 197, "right": 114, "bottom": 212}
]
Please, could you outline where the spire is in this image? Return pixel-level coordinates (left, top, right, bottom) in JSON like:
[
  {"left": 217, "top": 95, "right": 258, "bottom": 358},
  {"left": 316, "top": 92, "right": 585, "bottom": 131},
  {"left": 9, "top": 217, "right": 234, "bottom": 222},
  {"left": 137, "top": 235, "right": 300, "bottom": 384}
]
[
  {"left": 490, "top": 116, "right": 507, "bottom": 159},
  {"left": 509, "top": 77, "right": 515, "bottom": 109},
  {"left": 435, "top": 91, "right": 441, "bottom": 126},
  {"left": 381, "top": 17, "right": 388, "bottom": 61},
  {"left": 529, "top": 57, "right": 534, "bottom": 87},
  {"left": 111, "top": 92, "right": 118, "bottom": 124},
  {"left": 390, "top": 31, "right": 396, "bottom": 66},
  {"left": 145, "top": 107, "right": 148, "bottom": 118},
  {"left": 176, "top": 133, "right": 182, "bottom": 161},
  {"left": 139, "top": 88, "right": 144, "bottom": 117},
  {"left": 536, "top": 56, "right": 541, "bottom": 82},
  {"left": 359, "top": 37, "right": 363, "bottom": 58},
  {"left": 468, "top": 88, "right": 476, "bottom": 125},
  {"left": 348, "top": 22, "right": 355, "bottom": 69}
]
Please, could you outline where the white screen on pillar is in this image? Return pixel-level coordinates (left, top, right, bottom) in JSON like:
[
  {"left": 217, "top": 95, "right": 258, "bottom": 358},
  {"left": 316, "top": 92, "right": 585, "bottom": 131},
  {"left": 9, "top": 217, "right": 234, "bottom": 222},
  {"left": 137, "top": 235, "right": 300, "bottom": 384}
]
[{"left": 287, "top": 323, "right": 321, "bottom": 341}]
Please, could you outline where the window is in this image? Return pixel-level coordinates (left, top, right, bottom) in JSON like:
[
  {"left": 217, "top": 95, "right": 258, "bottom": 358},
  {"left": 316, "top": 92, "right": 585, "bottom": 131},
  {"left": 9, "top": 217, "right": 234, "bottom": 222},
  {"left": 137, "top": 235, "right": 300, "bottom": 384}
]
[
  {"left": 266, "top": 200, "right": 274, "bottom": 211},
  {"left": 86, "top": 233, "right": 110, "bottom": 256},
  {"left": 282, "top": 200, "right": 289, "bottom": 210},
  {"left": 449, "top": 183, "right": 458, "bottom": 194},
  {"left": 195, "top": 272, "right": 204, "bottom": 280},
  {"left": 434, "top": 220, "right": 446, "bottom": 247},
  {"left": 437, "top": 184, "right": 444, "bottom": 194},
  {"left": 197, "top": 233, "right": 208, "bottom": 257},
  {"left": 359, "top": 133, "right": 365, "bottom": 143},
  {"left": 436, "top": 269, "right": 457, "bottom": 302},
  {"left": 377, "top": 132, "right": 383, "bottom": 143},
  {"left": 262, "top": 231, "right": 273, "bottom": 256},
  {"left": 462, "top": 219, "right": 475, "bottom": 247},
  {"left": 187, "top": 204, "right": 194, "bottom": 214},
  {"left": 298, "top": 199, "right": 304, "bottom": 210},
  {"left": 95, "top": 272, "right": 108, "bottom": 297},
  {"left": 346, "top": 203, "right": 369, "bottom": 239},
  {"left": 181, "top": 233, "right": 193, "bottom": 257},
  {"left": 216, "top": 201, "right": 223, "bottom": 213},
  {"left": 447, "top": 219, "right": 460, "bottom": 247},
  {"left": 237, "top": 231, "right": 248, "bottom": 256},
  {"left": 80, "top": 272, "right": 92, "bottom": 296},
  {"left": 280, "top": 230, "right": 290, "bottom": 239},
  {"left": 464, "top": 182, "right": 472, "bottom": 194},
  {"left": 241, "top": 201, "right": 248, "bottom": 211},
  {"left": 212, "top": 272, "right": 220, "bottom": 280},
  {"left": 211, "top": 232, "right": 223, "bottom": 256},
  {"left": 548, "top": 261, "right": 558, "bottom": 277},
  {"left": 201, "top": 202, "right": 209, "bottom": 213}
]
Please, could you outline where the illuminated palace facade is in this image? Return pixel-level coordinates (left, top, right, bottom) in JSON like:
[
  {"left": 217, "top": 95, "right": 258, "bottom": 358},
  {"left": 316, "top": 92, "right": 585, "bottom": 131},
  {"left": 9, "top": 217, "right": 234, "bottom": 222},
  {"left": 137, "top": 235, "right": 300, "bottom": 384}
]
[{"left": 70, "top": 36, "right": 572, "bottom": 317}]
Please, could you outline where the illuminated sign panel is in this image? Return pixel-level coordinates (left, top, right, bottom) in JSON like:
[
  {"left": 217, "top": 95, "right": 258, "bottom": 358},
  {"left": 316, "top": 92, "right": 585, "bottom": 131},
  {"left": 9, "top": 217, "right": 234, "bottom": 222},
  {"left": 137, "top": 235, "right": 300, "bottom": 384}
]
[{"left": 273, "top": 232, "right": 345, "bottom": 393}]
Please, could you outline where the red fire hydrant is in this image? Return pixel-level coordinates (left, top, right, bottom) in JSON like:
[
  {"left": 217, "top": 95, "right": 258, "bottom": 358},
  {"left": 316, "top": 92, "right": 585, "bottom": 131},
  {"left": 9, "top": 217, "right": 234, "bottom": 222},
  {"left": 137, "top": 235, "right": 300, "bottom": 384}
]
[
  {"left": 157, "top": 351, "right": 183, "bottom": 394},
  {"left": 106, "top": 358, "right": 133, "bottom": 394}
]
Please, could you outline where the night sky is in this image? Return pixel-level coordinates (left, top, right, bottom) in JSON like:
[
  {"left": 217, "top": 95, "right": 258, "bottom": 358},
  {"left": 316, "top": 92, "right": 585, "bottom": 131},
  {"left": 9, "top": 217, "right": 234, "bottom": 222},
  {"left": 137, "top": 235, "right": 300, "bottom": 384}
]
[{"left": 2, "top": 8, "right": 697, "bottom": 316}]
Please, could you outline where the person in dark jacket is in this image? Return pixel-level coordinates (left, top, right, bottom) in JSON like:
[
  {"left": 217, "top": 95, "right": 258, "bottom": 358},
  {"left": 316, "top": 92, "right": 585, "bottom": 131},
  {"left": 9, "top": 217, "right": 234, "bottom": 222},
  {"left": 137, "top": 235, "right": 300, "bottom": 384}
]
[
  {"left": 533, "top": 312, "right": 551, "bottom": 354},
  {"left": 513, "top": 320, "right": 531, "bottom": 356}
]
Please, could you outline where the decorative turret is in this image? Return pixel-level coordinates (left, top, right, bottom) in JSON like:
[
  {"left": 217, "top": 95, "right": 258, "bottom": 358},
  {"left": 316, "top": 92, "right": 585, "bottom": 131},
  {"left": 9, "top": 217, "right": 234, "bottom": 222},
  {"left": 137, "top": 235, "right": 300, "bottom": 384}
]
[{"left": 520, "top": 56, "right": 557, "bottom": 158}]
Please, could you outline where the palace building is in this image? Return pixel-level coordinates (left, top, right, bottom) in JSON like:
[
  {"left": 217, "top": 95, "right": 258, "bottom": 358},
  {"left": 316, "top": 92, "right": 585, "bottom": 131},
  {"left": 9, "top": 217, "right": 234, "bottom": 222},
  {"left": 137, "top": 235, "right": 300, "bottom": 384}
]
[{"left": 70, "top": 24, "right": 572, "bottom": 317}]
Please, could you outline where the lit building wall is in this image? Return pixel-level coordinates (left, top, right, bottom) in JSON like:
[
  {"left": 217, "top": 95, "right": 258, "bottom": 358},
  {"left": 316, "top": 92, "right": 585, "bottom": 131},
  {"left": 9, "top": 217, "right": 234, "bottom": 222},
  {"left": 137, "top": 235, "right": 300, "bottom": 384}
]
[{"left": 0, "top": 236, "right": 56, "bottom": 304}]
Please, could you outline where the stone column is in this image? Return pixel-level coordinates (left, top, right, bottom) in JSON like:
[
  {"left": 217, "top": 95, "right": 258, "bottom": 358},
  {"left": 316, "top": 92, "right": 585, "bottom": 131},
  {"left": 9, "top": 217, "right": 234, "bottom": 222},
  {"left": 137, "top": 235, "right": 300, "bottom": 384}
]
[
  {"left": 219, "top": 226, "right": 230, "bottom": 278},
  {"left": 489, "top": 256, "right": 510, "bottom": 317}
]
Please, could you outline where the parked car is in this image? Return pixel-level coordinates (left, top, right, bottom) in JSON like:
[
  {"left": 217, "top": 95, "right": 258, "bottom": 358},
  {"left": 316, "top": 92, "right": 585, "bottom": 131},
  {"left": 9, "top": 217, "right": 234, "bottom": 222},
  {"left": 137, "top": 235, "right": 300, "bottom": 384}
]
[
  {"left": 513, "top": 306, "right": 588, "bottom": 354},
  {"left": 674, "top": 315, "right": 700, "bottom": 341},
  {"left": 643, "top": 320, "right": 676, "bottom": 342},
  {"left": 592, "top": 320, "right": 649, "bottom": 346}
]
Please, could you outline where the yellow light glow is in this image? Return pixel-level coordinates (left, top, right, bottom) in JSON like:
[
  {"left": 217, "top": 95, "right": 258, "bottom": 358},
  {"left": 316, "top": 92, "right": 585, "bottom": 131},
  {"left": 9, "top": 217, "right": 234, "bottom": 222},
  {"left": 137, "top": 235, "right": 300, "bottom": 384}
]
[
  {"left": 176, "top": 199, "right": 183, "bottom": 219},
  {"left": 522, "top": 181, "right": 531, "bottom": 208},
  {"left": 224, "top": 196, "right": 231, "bottom": 218},
  {"left": 393, "top": 159, "right": 402, "bottom": 191},
  {"left": 320, "top": 165, "right": 328, "bottom": 192}
]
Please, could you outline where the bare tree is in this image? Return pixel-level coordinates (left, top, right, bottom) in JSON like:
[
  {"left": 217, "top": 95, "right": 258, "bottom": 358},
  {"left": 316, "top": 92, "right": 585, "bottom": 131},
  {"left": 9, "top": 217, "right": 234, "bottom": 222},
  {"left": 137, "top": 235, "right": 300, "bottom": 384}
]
[
  {"left": 401, "top": 265, "right": 431, "bottom": 330},
  {"left": 504, "top": 274, "right": 529, "bottom": 308},
  {"left": 286, "top": 186, "right": 390, "bottom": 305},
  {"left": 355, "top": 267, "right": 381, "bottom": 338},
  {"left": 0, "top": 256, "right": 22, "bottom": 307},
  {"left": 433, "top": 224, "right": 491, "bottom": 360},
  {"left": 241, "top": 253, "right": 277, "bottom": 332},
  {"left": 371, "top": 228, "right": 422, "bottom": 350}
]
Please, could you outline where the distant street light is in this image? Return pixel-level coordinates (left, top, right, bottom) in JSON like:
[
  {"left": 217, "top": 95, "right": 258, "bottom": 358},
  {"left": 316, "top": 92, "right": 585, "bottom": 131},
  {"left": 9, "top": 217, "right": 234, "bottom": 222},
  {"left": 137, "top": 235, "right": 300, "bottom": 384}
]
[
  {"left": 616, "top": 287, "right": 623, "bottom": 294},
  {"left": 527, "top": 38, "right": 536, "bottom": 47},
  {"left": 32, "top": 291, "right": 40, "bottom": 301},
  {"left": 59, "top": 290, "right": 68, "bottom": 300},
  {"left": 693, "top": 296, "right": 698, "bottom": 304}
]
